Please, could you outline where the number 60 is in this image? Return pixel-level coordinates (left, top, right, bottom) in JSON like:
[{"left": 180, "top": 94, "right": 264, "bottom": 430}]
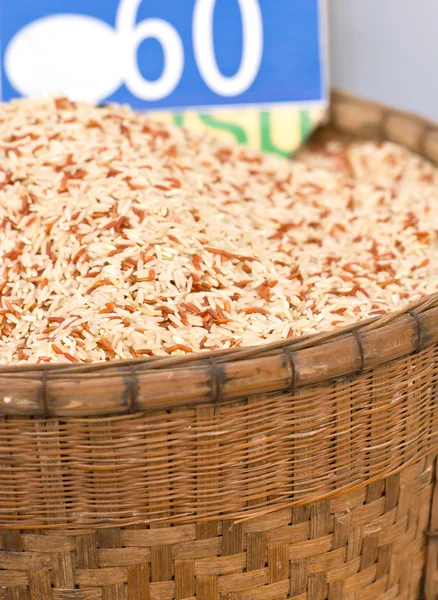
[{"left": 116, "top": 0, "right": 264, "bottom": 101}]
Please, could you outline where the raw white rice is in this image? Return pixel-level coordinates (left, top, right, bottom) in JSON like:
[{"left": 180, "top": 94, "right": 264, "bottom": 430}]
[
  {"left": 0, "top": 97, "right": 437, "bottom": 364},
  {"left": 298, "top": 139, "right": 438, "bottom": 192}
]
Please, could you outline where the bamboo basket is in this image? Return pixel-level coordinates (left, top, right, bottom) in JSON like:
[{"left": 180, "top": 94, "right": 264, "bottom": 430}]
[{"left": 1, "top": 90, "right": 438, "bottom": 600}]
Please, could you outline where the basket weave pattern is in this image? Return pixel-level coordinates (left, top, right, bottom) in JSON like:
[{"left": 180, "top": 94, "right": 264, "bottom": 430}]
[
  {"left": 1, "top": 344, "right": 438, "bottom": 530},
  {"left": 1, "top": 91, "right": 438, "bottom": 599},
  {"left": 0, "top": 455, "right": 435, "bottom": 600}
]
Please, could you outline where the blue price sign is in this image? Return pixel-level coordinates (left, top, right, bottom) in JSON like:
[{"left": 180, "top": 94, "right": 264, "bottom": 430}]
[{"left": 0, "top": 0, "right": 326, "bottom": 110}]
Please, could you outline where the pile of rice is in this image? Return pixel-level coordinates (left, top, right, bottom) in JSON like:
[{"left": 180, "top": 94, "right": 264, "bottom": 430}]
[
  {"left": 0, "top": 98, "right": 437, "bottom": 364},
  {"left": 298, "top": 138, "right": 438, "bottom": 192}
]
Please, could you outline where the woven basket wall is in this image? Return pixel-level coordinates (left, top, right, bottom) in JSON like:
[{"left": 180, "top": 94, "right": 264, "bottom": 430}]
[{"left": 1, "top": 90, "right": 438, "bottom": 600}]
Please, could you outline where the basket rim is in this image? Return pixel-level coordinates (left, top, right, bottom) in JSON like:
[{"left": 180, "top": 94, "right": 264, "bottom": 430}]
[{"left": 1, "top": 90, "right": 438, "bottom": 417}]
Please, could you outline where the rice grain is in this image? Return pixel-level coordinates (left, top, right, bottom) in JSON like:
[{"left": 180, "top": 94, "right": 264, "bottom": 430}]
[{"left": 0, "top": 98, "right": 437, "bottom": 364}]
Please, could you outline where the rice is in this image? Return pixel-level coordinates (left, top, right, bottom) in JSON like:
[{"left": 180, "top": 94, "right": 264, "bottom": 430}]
[
  {"left": 0, "top": 97, "right": 437, "bottom": 364},
  {"left": 298, "top": 139, "right": 438, "bottom": 192}
]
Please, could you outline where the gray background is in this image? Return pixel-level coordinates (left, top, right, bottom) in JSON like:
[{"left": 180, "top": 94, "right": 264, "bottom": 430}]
[{"left": 329, "top": 0, "right": 438, "bottom": 121}]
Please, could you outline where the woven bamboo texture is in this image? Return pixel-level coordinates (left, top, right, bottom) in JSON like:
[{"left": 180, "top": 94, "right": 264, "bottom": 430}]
[
  {"left": 1, "top": 90, "right": 438, "bottom": 599},
  {"left": 0, "top": 455, "right": 435, "bottom": 600}
]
